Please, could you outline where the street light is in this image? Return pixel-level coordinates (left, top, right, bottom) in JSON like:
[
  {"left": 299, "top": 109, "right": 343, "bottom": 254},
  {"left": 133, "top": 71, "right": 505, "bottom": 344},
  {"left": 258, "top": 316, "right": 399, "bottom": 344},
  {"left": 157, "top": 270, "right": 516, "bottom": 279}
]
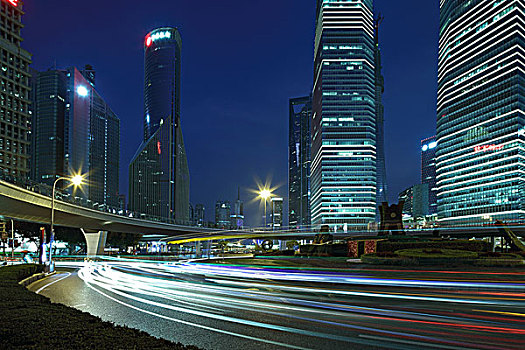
[
  {"left": 258, "top": 189, "right": 273, "bottom": 229},
  {"left": 49, "top": 174, "right": 85, "bottom": 268}
]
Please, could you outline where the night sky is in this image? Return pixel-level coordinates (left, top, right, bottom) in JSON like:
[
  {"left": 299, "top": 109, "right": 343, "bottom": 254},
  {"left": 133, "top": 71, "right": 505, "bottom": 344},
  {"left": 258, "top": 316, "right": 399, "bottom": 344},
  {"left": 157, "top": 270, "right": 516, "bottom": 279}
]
[{"left": 22, "top": 0, "right": 440, "bottom": 228}]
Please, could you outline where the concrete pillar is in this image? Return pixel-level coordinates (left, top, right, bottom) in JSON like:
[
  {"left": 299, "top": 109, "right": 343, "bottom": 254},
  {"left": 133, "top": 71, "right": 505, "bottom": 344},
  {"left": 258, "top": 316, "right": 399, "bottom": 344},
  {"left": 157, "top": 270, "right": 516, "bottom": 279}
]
[
  {"left": 82, "top": 229, "right": 108, "bottom": 257},
  {"left": 195, "top": 241, "right": 202, "bottom": 258}
]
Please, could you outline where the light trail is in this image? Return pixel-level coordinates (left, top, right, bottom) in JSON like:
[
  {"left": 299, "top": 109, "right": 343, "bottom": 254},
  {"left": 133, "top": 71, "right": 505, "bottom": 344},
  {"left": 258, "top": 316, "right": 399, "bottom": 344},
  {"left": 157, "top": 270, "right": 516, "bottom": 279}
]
[{"left": 66, "top": 260, "right": 525, "bottom": 349}]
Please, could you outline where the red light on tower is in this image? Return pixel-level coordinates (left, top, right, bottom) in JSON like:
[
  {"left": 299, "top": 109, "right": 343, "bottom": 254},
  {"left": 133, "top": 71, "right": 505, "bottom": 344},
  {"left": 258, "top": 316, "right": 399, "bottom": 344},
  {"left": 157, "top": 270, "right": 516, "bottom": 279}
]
[
  {"left": 157, "top": 141, "right": 162, "bottom": 155},
  {"left": 146, "top": 36, "right": 152, "bottom": 47},
  {"left": 8, "top": 0, "right": 18, "bottom": 7}
]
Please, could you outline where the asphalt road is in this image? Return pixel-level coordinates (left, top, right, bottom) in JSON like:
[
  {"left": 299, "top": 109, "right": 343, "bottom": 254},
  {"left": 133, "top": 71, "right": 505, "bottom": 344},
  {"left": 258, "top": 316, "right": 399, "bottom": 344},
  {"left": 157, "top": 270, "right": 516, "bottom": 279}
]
[{"left": 27, "top": 260, "right": 525, "bottom": 350}]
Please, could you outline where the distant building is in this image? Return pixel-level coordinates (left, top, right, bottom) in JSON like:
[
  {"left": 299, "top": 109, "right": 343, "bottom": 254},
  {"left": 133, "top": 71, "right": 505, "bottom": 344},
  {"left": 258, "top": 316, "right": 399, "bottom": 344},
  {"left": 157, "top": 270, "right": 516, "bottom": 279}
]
[
  {"left": 118, "top": 194, "right": 126, "bottom": 211},
  {"left": 194, "top": 204, "right": 205, "bottom": 227},
  {"left": 129, "top": 27, "right": 190, "bottom": 223},
  {"left": 399, "top": 184, "right": 429, "bottom": 219},
  {"left": 30, "top": 66, "right": 120, "bottom": 208},
  {"left": 0, "top": 0, "right": 32, "bottom": 178},
  {"left": 215, "top": 201, "right": 231, "bottom": 229},
  {"left": 289, "top": 96, "right": 311, "bottom": 230},
  {"left": 189, "top": 203, "right": 194, "bottom": 225},
  {"left": 271, "top": 197, "right": 283, "bottom": 230},
  {"left": 421, "top": 136, "right": 437, "bottom": 216},
  {"left": 230, "top": 188, "right": 244, "bottom": 229}
]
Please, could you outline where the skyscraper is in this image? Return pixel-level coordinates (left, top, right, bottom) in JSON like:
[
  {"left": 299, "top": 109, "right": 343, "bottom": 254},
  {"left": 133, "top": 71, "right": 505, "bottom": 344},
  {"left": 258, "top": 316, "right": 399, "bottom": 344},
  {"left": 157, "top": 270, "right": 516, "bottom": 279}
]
[
  {"left": 194, "top": 204, "right": 205, "bottom": 227},
  {"left": 31, "top": 66, "right": 120, "bottom": 208},
  {"left": 398, "top": 184, "right": 429, "bottom": 219},
  {"left": 31, "top": 69, "right": 68, "bottom": 187},
  {"left": 0, "top": 0, "right": 32, "bottom": 179},
  {"left": 271, "top": 197, "right": 284, "bottom": 230},
  {"left": 374, "top": 16, "right": 387, "bottom": 208},
  {"left": 421, "top": 136, "right": 437, "bottom": 216},
  {"left": 215, "top": 200, "right": 231, "bottom": 229},
  {"left": 437, "top": 0, "right": 525, "bottom": 225},
  {"left": 230, "top": 188, "right": 245, "bottom": 229},
  {"left": 129, "top": 27, "right": 190, "bottom": 223},
  {"left": 311, "top": 0, "right": 381, "bottom": 231},
  {"left": 289, "top": 96, "right": 311, "bottom": 230}
]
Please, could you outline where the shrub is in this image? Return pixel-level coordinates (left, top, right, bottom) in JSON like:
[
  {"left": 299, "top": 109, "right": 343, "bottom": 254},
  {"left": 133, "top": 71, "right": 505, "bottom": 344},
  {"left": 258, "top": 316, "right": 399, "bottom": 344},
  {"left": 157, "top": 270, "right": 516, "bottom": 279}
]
[
  {"left": 374, "top": 251, "right": 398, "bottom": 258},
  {"left": 423, "top": 249, "right": 443, "bottom": 254},
  {"left": 0, "top": 265, "right": 201, "bottom": 350},
  {"left": 479, "top": 252, "right": 502, "bottom": 258},
  {"left": 396, "top": 249, "right": 478, "bottom": 259},
  {"left": 378, "top": 240, "right": 489, "bottom": 253}
]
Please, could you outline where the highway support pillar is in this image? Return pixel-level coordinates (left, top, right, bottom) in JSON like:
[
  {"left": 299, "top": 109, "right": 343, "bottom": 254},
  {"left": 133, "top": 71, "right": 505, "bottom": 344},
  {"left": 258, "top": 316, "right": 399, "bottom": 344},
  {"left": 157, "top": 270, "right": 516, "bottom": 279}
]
[
  {"left": 195, "top": 241, "right": 202, "bottom": 258},
  {"left": 82, "top": 229, "right": 108, "bottom": 257}
]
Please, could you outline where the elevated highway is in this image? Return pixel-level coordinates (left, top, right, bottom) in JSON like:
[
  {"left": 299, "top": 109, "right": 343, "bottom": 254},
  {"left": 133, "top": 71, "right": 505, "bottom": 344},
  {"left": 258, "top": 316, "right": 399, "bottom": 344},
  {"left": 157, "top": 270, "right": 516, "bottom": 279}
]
[{"left": 0, "top": 179, "right": 224, "bottom": 254}]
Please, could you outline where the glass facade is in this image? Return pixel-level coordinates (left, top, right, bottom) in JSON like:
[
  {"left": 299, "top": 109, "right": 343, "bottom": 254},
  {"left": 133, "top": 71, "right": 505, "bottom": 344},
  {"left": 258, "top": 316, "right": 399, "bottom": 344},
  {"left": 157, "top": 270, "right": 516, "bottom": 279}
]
[
  {"left": 31, "top": 70, "right": 68, "bottom": 187},
  {"left": 421, "top": 136, "right": 438, "bottom": 216},
  {"left": 31, "top": 66, "right": 120, "bottom": 208},
  {"left": 215, "top": 200, "right": 231, "bottom": 229},
  {"left": 271, "top": 197, "right": 284, "bottom": 230},
  {"left": 129, "top": 27, "right": 190, "bottom": 223},
  {"left": 311, "top": 0, "right": 379, "bottom": 231},
  {"left": 194, "top": 204, "right": 205, "bottom": 227},
  {"left": 289, "top": 96, "right": 311, "bottom": 230},
  {"left": 230, "top": 190, "right": 245, "bottom": 229},
  {"left": 64, "top": 67, "right": 120, "bottom": 208},
  {"left": 437, "top": 0, "right": 525, "bottom": 226},
  {"left": 399, "top": 184, "right": 429, "bottom": 219},
  {"left": 0, "top": 0, "right": 32, "bottom": 178}
]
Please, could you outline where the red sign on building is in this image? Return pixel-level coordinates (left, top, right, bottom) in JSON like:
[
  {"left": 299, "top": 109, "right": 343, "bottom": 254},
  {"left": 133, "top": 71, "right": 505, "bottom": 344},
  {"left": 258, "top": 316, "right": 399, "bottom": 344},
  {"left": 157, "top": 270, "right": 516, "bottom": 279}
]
[{"left": 474, "top": 144, "right": 503, "bottom": 152}]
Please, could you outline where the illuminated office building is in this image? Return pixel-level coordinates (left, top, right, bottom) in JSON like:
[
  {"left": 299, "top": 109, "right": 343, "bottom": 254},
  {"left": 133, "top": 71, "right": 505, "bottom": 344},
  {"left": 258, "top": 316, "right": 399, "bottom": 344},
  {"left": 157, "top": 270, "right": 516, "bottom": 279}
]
[
  {"left": 289, "top": 96, "right": 311, "bottom": 230},
  {"left": 129, "top": 27, "right": 190, "bottom": 223},
  {"left": 0, "top": 0, "right": 31, "bottom": 178},
  {"left": 421, "top": 136, "right": 437, "bottom": 216},
  {"left": 271, "top": 197, "right": 284, "bottom": 230},
  {"left": 437, "top": 0, "right": 525, "bottom": 225},
  {"left": 311, "top": 0, "right": 383, "bottom": 231},
  {"left": 230, "top": 189, "right": 244, "bottom": 230},
  {"left": 31, "top": 66, "right": 120, "bottom": 208},
  {"left": 215, "top": 200, "right": 231, "bottom": 229}
]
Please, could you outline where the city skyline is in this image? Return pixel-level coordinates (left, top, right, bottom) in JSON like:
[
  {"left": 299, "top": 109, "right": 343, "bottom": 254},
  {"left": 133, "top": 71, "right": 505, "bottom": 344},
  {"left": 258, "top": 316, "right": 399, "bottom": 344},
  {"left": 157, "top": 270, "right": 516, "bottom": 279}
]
[{"left": 21, "top": 0, "right": 440, "bottom": 227}]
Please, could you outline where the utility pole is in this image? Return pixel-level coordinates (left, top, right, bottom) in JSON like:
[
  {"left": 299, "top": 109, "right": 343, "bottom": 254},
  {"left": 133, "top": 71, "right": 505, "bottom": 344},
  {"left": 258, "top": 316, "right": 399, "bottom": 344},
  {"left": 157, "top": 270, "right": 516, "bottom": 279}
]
[
  {"left": 11, "top": 219, "right": 14, "bottom": 260},
  {"left": 0, "top": 221, "right": 6, "bottom": 258}
]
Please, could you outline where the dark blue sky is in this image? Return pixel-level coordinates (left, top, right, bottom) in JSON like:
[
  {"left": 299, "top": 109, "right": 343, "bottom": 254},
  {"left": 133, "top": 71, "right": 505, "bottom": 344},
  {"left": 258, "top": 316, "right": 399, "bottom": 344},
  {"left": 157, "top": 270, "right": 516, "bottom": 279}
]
[{"left": 23, "top": 0, "right": 439, "bottom": 227}]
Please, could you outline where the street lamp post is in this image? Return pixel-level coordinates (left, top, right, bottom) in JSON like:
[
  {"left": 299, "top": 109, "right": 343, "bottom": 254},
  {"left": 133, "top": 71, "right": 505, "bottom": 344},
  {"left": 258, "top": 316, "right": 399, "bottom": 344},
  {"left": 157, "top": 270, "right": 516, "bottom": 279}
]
[
  {"left": 49, "top": 175, "right": 84, "bottom": 268},
  {"left": 258, "top": 189, "right": 272, "bottom": 229}
]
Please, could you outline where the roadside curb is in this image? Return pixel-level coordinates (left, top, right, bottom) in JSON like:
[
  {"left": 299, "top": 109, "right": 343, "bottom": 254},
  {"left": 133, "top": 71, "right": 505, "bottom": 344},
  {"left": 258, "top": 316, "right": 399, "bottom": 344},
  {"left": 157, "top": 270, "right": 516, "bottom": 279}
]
[{"left": 19, "top": 271, "right": 56, "bottom": 287}]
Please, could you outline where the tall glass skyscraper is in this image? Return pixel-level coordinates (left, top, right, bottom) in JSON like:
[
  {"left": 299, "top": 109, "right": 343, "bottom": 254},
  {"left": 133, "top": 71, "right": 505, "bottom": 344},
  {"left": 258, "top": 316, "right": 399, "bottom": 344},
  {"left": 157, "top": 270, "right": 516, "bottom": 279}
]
[
  {"left": 129, "top": 27, "right": 190, "bottom": 223},
  {"left": 31, "top": 69, "right": 68, "bottom": 187},
  {"left": 31, "top": 66, "right": 120, "bottom": 208},
  {"left": 0, "top": 0, "right": 32, "bottom": 179},
  {"left": 437, "top": 0, "right": 525, "bottom": 226},
  {"left": 311, "top": 0, "right": 382, "bottom": 231},
  {"left": 289, "top": 96, "right": 311, "bottom": 230},
  {"left": 421, "top": 136, "right": 437, "bottom": 216}
]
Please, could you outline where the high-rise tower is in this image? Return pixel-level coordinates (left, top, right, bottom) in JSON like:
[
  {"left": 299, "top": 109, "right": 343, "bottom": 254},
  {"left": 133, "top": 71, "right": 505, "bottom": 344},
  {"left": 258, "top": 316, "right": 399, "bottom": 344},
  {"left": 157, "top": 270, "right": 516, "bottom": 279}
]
[
  {"left": 31, "top": 66, "right": 120, "bottom": 208},
  {"left": 421, "top": 136, "right": 437, "bottom": 216},
  {"left": 289, "top": 96, "right": 312, "bottom": 230},
  {"left": 129, "top": 27, "right": 190, "bottom": 223},
  {"left": 311, "top": 0, "right": 379, "bottom": 231},
  {"left": 437, "top": 0, "right": 525, "bottom": 225},
  {"left": 0, "top": 0, "right": 32, "bottom": 179}
]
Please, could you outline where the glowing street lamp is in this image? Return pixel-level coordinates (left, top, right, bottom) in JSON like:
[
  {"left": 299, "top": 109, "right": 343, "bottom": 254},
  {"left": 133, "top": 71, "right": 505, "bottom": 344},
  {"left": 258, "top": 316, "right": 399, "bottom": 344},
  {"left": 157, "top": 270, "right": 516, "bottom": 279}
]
[
  {"left": 49, "top": 174, "right": 86, "bottom": 269},
  {"left": 258, "top": 189, "right": 273, "bottom": 229}
]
